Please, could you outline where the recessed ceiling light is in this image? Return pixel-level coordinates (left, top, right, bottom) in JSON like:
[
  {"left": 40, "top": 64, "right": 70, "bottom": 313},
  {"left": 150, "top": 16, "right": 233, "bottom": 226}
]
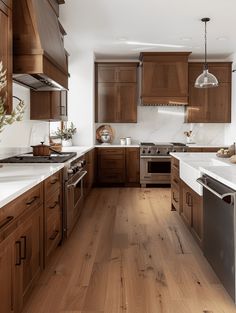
[
  {"left": 180, "top": 37, "right": 192, "bottom": 41},
  {"left": 126, "top": 41, "right": 185, "bottom": 48},
  {"left": 216, "top": 36, "right": 228, "bottom": 41}
]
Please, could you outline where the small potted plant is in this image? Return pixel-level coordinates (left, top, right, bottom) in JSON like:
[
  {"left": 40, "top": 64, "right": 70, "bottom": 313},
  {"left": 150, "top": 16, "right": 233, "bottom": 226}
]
[
  {"left": 0, "top": 61, "right": 25, "bottom": 134},
  {"left": 55, "top": 122, "right": 76, "bottom": 147},
  {"left": 184, "top": 130, "right": 194, "bottom": 144}
]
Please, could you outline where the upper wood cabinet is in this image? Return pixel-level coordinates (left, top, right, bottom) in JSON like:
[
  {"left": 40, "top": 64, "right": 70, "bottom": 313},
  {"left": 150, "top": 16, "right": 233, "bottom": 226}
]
[
  {"left": 140, "top": 52, "right": 191, "bottom": 105},
  {"left": 30, "top": 90, "right": 68, "bottom": 121},
  {"left": 95, "top": 63, "right": 138, "bottom": 123},
  {"left": 186, "top": 62, "right": 232, "bottom": 123},
  {"left": 96, "top": 64, "right": 137, "bottom": 83},
  {"left": 0, "top": 0, "right": 12, "bottom": 113}
]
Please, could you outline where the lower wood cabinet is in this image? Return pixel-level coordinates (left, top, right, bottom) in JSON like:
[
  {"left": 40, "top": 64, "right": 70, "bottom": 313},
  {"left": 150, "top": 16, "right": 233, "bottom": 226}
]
[
  {"left": 181, "top": 182, "right": 203, "bottom": 245},
  {"left": 171, "top": 156, "right": 203, "bottom": 246},
  {"left": 14, "top": 205, "right": 43, "bottom": 313},
  {"left": 187, "top": 147, "right": 227, "bottom": 153},
  {"left": 84, "top": 149, "right": 95, "bottom": 198},
  {"left": 96, "top": 147, "right": 140, "bottom": 185},
  {"left": 0, "top": 170, "right": 62, "bottom": 313}
]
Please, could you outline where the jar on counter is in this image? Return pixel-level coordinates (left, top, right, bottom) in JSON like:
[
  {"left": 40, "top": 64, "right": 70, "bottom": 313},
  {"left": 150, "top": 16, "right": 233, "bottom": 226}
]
[
  {"left": 120, "top": 138, "right": 126, "bottom": 145},
  {"left": 126, "top": 137, "right": 132, "bottom": 145}
]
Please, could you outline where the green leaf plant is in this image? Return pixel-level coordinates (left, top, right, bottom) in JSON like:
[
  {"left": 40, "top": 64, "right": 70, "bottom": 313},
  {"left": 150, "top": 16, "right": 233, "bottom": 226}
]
[{"left": 0, "top": 61, "right": 25, "bottom": 133}]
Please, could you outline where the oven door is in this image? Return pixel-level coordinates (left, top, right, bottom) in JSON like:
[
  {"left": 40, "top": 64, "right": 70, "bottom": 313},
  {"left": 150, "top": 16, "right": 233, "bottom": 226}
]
[
  {"left": 140, "top": 157, "right": 171, "bottom": 184},
  {"left": 64, "top": 170, "right": 87, "bottom": 239}
]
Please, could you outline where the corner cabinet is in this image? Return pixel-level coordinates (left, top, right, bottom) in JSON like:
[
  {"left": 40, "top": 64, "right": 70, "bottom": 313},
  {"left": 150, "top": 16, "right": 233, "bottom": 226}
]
[
  {"left": 30, "top": 90, "right": 68, "bottom": 121},
  {"left": 140, "top": 52, "right": 191, "bottom": 105},
  {"left": 95, "top": 63, "right": 138, "bottom": 123},
  {"left": 0, "top": 0, "right": 12, "bottom": 113},
  {"left": 186, "top": 62, "right": 232, "bottom": 123}
]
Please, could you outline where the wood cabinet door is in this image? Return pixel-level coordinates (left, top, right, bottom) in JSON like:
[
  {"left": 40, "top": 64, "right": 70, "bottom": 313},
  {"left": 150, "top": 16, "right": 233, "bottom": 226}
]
[
  {"left": 186, "top": 84, "right": 208, "bottom": 123},
  {"left": 0, "top": 1, "right": 12, "bottom": 113},
  {"left": 14, "top": 206, "right": 43, "bottom": 312},
  {"left": 207, "top": 83, "right": 231, "bottom": 122},
  {"left": 97, "top": 66, "right": 117, "bottom": 82},
  {"left": 96, "top": 83, "right": 118, "bottom": 122},
  {"left": 51, "top": 91, "right": 61, "bottom": 120},
  {"left": 142, "top": 62, "right": 188, "bottom": 97},
  {"left": 192, "top": 193, "right": 203, "bottom": 242},
  {"left": 118, "top": 83, "right": 137, "bottom": 123},
  {"left": 182, "top": 186, "right": 192, "bottom": 226},
  {"left": 0, "top": 236, "right": 14, "bottom": 313},
  {"left": 117, "top": 67, "right": 137, "bottom": 82},
  {"left": 126, "top": 148, "right": 140, "bottom": 184},
  {"left": 60, "top": 90, "right": 68, "bottom": 120}
]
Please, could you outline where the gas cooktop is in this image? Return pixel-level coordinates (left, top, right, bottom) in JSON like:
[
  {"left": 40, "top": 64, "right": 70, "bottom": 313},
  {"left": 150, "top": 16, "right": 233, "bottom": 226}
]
[
  {"left": 0, "top": 152, "right": 77, "bottom": 163},
  {"left": 140, "top": 142, "right": 187, "bottom": 156}
]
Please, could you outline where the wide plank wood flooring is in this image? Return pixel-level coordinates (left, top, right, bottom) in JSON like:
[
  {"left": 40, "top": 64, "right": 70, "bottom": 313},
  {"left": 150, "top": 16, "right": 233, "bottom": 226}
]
[{"left": 23, "top": 188, "right": 236, "bottom": 313}]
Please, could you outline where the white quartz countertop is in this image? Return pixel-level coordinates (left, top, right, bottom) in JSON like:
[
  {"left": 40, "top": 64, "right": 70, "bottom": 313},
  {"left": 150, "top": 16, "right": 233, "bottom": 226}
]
[
  {"left": 94, "top": 144, "right": 140, "bottom": 148},
  {"left": 186, "top": 144, "right": 228, "bottom": 148},
  {"left": 170, "top": 152, "right": 236, "bottom": 194},
  {"left": 0, "top": 164, "right": 64, "bottom": 208}
]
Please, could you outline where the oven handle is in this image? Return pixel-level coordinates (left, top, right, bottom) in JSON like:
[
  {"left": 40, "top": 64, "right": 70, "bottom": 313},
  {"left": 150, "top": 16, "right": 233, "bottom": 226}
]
[
  {"left": 197, "top": 177, "right": 235, "bottom": 200},
  {"left": 67, "top": 171, "right": 87, "bottom": 188},
  {"left": 140, "top": 156, "right": 171, "bottom": 159}
]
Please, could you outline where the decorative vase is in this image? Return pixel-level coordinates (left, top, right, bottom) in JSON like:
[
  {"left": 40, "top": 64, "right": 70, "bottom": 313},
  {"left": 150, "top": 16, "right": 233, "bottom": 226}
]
[{"left": 62, "top": 139, "right": 72, "bottom": 147}]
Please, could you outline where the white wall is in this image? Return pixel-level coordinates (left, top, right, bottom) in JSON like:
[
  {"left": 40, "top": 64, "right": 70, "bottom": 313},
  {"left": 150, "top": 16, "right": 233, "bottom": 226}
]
[
  {"left": 67, "top": 51, "right": 95, "bottom": 146},
  {"left": 0, "top": 83, "right": 49, "bottom": 147}
]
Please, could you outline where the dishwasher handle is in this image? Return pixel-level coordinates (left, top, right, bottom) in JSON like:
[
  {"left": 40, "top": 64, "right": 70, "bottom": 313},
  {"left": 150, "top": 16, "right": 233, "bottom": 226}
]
[{"left": 197, "top": 177, "right": 235, "bottom": 202}]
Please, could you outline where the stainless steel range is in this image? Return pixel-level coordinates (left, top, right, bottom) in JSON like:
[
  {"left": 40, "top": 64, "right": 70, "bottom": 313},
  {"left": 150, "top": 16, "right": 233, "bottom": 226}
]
[
  {"left": 0, "top": 151, "right": 88, "bottom": 240},
  {"left": 140, "top": 142, "right": 187, "bottom": 187}
]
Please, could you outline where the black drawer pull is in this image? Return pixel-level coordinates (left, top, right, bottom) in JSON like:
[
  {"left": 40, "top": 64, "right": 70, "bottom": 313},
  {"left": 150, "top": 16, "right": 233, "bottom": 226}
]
[
  {"left": 172, "top": 192, "right": 179, "bottom": 203},
  {"left": 20, "top": 236, "right": 27, "bottom": 260},
  {"left": 15, "top": 241, "right": 21, "bottom": 266},
  {"left": 173, "top": 178, "right": 179, "bottom": 185},
  {"left": 0, "top": 216, "right": 14, "bottom": 230},
  {"left": 49, "top": 230, "right": 59, "bottom": 240},
  {"left": 49, "top": 201, "right": 59, "bottom": 209},
  {"left": 50, "top": 179, "right": 58, "bottom": 185},
  {"left": 26, "top": 196, "right": 38, "bottom": 205}
]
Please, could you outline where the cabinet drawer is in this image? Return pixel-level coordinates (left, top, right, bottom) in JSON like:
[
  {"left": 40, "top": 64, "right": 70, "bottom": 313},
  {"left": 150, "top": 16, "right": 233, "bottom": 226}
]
[
  {"left": 44, "top": 171, "right": 61, "bottom": 201},
  {"left": 0, "top": 183, "right": 43, "bottom": 234},
  {"left": 45, "top": 189, "right": 61, "bottom": 218},
  {"left": 97, "top": 148, "right": 125, "bottom": 156},
  {"left": 45, "top": 212, "right": 61, "bottom": 259},
  {"left": 99, "top": 156, "right": 125, "bottom": 169},
  {"left": 98, "top": 169, "right": 125, "bottom": 183}
]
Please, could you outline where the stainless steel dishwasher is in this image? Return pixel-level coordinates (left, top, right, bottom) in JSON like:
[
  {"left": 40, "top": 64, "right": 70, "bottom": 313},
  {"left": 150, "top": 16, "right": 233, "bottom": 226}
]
[{"left": 197, "top": 175, "right": 236, "bottom": 302}]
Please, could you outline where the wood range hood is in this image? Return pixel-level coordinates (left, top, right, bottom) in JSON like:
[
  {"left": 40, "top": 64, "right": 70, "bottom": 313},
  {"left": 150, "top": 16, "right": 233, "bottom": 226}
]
[{"left": 12, "top": 0, "right": 68, "bottom": 91}]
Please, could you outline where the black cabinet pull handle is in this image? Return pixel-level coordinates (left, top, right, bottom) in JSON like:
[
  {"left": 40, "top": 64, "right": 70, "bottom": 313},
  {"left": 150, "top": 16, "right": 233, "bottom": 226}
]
[
  {"left": 49, "top": 230, "right": 59, "bottom": 241},
  {"left": 50, "top": 179, "right": 58, "bottom": 185},
  {"left": 0, "top": 216, "right": 14, "bottom": 230},
  {"left": 15, "top": 241, "right": 21, "bottom": 266},
  {"left": 26, "top": 196, "right": 38, "bottom": 205},
  {"left": 172, "top": 192, "right": 179, "bottom": 203},
  {"left": 49, "top": 201, "right": 59, "bottom": 209},
  {"left": 20, "top": 236, "right": 27, "bottom": 260}
]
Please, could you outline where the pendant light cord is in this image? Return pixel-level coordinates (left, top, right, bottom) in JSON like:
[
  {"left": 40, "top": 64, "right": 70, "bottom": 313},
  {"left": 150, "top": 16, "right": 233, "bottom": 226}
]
[{"left": 204, "top": 20, "right": 208, "bottom": 70}]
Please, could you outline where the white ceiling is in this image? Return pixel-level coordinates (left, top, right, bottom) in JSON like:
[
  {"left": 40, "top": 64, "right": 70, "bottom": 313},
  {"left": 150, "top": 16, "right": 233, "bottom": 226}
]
[{"left": 60, "top": 0, "right": 236, "bottom": 60}]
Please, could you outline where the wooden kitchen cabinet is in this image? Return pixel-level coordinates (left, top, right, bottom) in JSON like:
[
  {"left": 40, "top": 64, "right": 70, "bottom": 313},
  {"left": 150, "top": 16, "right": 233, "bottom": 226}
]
[
  {"left": 186, "top": 62, "right": 232, "bottom": 123},
  {"left": 14, "top": 205, "right": 43, "bottom": 313},
  {"left": 84, "top": 149, "right": 95, "bottom": 198},
  {"left": 30, "top": 90, "right": 68, "bottom": 121},
  {"left": 95, "top": 63, "right": 138, "bottom": 123},
  {"left": 181, "top": 182, "right": 203, "bottom": 245},
  {"left": 187, "top": 147, "right": 227, "bottom": 153},
  {"left": 140, "top": 52, "right": 191, "bottom": 105},
  {"left": 0, "top": 0, "right": 12, "bottom": 113},
  {"left": 96, "top": 63, "right": 137, "bottom": 83},
  {"left": 171, "top": 157, "right": 182, "bottom": 212},
  {"left": 0, "top": 236, "right": 14, "bottom": 313},
  {"left": 126, "top": 148, "right": 140, "bottom": 184}
]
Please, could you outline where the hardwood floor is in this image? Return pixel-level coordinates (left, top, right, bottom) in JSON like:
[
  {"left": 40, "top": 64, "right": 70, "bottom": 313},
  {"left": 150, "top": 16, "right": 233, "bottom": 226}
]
[{"left": 23, "top": 188, "right": 236, "bottom": 313}]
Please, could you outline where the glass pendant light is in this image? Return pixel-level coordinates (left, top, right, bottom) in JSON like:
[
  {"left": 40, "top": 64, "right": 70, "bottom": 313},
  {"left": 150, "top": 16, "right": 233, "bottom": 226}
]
[{"left": 195, "top": 17, "right": 219, "bottom": 88}]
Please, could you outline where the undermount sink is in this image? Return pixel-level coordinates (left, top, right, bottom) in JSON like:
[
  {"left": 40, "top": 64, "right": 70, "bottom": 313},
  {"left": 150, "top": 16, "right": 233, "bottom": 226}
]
[{"left": 180, "top": 158, "right": 230, "bottom": 195}]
